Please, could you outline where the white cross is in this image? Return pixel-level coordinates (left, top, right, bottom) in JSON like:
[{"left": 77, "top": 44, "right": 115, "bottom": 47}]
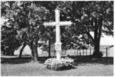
[{"left": 43, "top": 9, "right": 72, "bottom": 61}]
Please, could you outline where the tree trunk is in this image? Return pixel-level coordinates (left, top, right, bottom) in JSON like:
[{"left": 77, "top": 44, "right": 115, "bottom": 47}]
[
  {"left": 30, "top": 41, "right": 38, "bottom": 62},
  {"left": 19, "top": 43, "right": 26, "bottom": 58},
  {"left": 93, "top": 18, "right": 103, "bottom": 58},
  {"left": 93, "top": 39, "right": 102, "bottom": 58},
  {"left": 93, "top": 38, "right": 101, "bottom": 57}
]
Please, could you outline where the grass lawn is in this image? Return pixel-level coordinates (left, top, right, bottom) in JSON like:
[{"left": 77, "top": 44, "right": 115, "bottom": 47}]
[{"left": 1, "top": 56, "right": 113, "bottom": 76}]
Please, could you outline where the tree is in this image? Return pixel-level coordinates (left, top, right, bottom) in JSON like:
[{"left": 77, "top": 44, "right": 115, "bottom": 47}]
[
  {"left": 1, "top": 1, "right": 49, "bottom": 61},
  {"left": 19, "top": 42, "right": 26, "bottom": 58},
  {"left": 42, "top": 27, "right": 55, "bottom": 57},
  {"left": 1, "top": 21, "right": 21, "bottom": 55},
  {"left": 60, "top": 1, "right": 113, "bottom": 57}
]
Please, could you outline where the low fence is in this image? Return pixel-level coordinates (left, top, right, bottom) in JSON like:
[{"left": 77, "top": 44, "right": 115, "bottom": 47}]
[
  {"left": 37, "top": 45, "right": 114, "bottom": 57},
  {"left": 63, "top": 45, "right": 114, "bottom": 57}
]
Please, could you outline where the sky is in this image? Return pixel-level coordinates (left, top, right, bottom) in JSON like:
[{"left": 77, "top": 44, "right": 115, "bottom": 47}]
[
  {"left": 90, "top": 32, "right": 114, "bottom": 45},
  {"left": 100, "top": 35, "right": 114, "bottom": 45},
  {"left": 0, "top": 17, "right": 114, "bottom": 45}
]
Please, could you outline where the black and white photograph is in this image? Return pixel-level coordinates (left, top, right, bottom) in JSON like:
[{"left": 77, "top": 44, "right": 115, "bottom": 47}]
[{"left": 0, "top": 0, "right": 114, "bottom": 76}]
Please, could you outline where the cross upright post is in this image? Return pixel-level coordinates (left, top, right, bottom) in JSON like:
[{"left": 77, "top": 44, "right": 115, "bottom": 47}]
[{"left": 43, "top": 9, "right": 72, "bottom": 61}]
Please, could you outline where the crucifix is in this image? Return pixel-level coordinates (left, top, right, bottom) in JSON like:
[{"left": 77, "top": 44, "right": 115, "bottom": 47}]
[{"left": 43, "top": 9, "right": 72, "bottom": 61}]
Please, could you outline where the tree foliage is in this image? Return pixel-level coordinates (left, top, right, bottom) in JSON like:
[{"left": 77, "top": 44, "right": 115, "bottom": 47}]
[
  {"left": 1, "top": 1, "right": 49, "bottom": 61},
  {"left": 60, "top": 1, "right": 113, "bottom": 57},
  {"left": 1, "top": 1, "right": 113, "bottom": 59},
  {"left": 1, "top": 22, "right": 21, "bottom": 55}
]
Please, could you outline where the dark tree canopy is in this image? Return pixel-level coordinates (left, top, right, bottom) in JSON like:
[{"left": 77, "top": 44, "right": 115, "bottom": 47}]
[{"left": 1, "top": 1, "right": 49, "bottom": 61}]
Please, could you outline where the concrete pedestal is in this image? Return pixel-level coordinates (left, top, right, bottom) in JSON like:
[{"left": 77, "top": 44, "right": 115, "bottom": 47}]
[{"left": 55, "top": 42, "right": 62, "bottom": 60}]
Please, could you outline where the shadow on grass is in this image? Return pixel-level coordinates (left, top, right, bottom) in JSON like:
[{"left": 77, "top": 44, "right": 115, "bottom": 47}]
[
  {"left": 38, "top": 56, "right": 113, "bottom": 66},
  {"left": 1, "top": 56, "right": 32, "bottom": 64},
  {"left": 46, "top": 65, "right": 76, "bottom": 71},
  {"left": 1, "top": 55, "right": 113, "bottom": 65},
  {"left": 69, "top": 56, "right": 113, "bottom": 66}
]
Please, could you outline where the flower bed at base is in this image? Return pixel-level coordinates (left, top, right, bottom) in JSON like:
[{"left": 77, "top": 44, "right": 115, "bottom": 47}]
[{"left": 44, "top": 57, "right": 74, "bottom": 71}]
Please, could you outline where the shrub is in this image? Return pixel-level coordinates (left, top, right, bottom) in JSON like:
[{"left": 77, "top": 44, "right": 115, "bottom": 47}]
[{"left": 44, "top": 57, "right": 74, "bottom": 71}]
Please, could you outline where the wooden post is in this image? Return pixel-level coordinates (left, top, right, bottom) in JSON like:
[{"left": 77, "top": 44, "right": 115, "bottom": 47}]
[
  {"left": 83, "top": 49, "right": 84, "bottom": 55},
  {"left": 106, "top": 48, "right": 108, "bottom": 57},
  {"left": 80, "top": 50, "right": 81, "bottom": 56},
  {"left": 90, "top": 48, "right": 91, "bottom": 55},
  {"left": 86, "top": 49, "right": 87, "bottom": 55},
  {"left": 74, "top": 49, "right": 75, "bottom": 56}
]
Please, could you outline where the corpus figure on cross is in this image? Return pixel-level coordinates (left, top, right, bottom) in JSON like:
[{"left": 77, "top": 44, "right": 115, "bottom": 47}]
[{"left": 43, "top": 8, "right": 72, "bottom": 61}]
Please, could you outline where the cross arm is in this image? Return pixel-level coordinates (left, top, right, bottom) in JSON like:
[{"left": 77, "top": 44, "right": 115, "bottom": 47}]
[
  {"left": 60, "top": 21, "right": 72, "bottom": 26},
  {"left": 43, "top": 22, "right": 56, "bottom": 26}
]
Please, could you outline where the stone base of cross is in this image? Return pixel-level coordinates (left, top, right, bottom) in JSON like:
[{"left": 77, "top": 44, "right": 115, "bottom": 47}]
[{"left": 44, "top": 8, "right": 72, "bottom": 61}]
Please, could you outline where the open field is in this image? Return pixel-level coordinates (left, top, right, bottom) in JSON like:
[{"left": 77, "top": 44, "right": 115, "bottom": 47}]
[{"left": 1, "top": 56, "right": 113, "bottom": 76}]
